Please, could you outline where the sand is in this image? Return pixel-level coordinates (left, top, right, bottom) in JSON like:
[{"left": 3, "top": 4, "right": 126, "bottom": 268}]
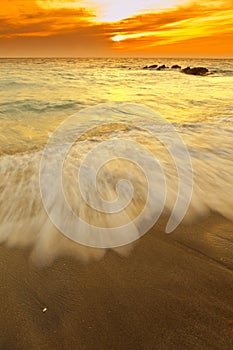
[{"left": 0, "top": 214, "right": 233, "bottom": 350}]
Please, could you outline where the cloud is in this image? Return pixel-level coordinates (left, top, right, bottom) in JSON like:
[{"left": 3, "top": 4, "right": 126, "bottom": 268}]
[
  {"left": 0, "top": 1, "right": 94, "bottom": 38},
  {"left": 0, "top": 0, "right": 232, "bottom": 56},
  {"left": 86, "top": 1, "right": 231, "bottom": 57}
]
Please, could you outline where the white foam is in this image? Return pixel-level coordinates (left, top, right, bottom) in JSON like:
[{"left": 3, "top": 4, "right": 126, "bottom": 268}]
[{"left": 0, "top": 104, "right": 232, "bottom": 264}]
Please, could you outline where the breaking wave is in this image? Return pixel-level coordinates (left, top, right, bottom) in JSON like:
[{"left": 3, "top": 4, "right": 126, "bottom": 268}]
[{"left": 0, "top": 103, "right": 232, "bottom": 264}]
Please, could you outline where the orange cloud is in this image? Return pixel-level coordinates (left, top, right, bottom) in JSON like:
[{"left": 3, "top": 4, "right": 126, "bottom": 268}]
[
  {"left": 0, "top": 1, "right": 94, "bottom": 38},
  {"left": 0, "top": 0, "right": 232, "bottom": 57}
]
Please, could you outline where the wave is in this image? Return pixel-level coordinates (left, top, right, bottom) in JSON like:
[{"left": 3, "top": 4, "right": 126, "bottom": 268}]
[
  {"left": 0, "top": 103, "right": 232, "bottom": 265},
  {"left": 0, "top": 100, "right": 81, "bottom": 114}
]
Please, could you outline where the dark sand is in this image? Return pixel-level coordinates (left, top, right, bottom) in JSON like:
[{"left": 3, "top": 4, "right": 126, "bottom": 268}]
[{"left": 1, "top": 215, "right": 233, "bottom": 350}]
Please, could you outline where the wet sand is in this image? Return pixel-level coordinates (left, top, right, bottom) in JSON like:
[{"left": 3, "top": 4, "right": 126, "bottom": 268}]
[{"left": 1, "top": 214, "right": 233, "bottom": 350}]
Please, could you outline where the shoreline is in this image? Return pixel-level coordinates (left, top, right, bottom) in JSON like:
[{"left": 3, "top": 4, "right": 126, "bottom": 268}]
[{"left": 1, "top": 213, "right": 233, "bottom": 349}]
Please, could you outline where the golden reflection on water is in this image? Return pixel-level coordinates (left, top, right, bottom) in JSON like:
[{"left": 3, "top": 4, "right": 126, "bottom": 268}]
[{"left": 1, "top": 58, "right": 233, "bottom": 156}]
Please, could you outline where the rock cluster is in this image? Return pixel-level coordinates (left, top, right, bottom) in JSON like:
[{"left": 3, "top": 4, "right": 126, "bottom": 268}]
[
  {"left": 181, "top": 67, "right": 209, "bottom": 76},
  {"left": 142, "top": 64, "right": 209, "bottom": 75}
]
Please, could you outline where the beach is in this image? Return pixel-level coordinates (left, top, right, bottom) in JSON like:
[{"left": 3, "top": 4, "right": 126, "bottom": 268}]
[
  {"left": 1, "top": 214, "right": 233, "bottom": 350},
  {"left": 0, "top": 58, "right": 233, "bottom": 349}
]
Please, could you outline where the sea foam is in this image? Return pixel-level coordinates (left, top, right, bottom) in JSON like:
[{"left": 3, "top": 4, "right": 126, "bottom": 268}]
[{"left": 0, "top": 103, "right": 232, "bottom": 264}]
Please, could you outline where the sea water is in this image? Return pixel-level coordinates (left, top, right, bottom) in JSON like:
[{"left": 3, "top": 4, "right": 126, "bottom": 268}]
[{"left": 0, "top": 58, "right": 232, "bottom": 263}]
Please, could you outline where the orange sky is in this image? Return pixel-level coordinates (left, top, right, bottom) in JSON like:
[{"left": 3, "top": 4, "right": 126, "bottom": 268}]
[{"left": 0, "top": 0, "right": 233, "bottom": 57}]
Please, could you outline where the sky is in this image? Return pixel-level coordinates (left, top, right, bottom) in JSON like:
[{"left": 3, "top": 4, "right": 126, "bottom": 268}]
[{"left": 0, "top": 0, "right": 233, "bottom": 57}]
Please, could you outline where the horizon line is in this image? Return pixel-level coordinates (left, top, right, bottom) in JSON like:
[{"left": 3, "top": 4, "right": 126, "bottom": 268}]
[{"left": 0, "top": 56, "right": 233, "bottom": 59}]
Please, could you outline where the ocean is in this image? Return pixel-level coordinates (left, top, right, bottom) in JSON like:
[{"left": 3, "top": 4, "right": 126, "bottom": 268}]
[{"left": 0, "top": 57, "right": 233, "bottom": 263}]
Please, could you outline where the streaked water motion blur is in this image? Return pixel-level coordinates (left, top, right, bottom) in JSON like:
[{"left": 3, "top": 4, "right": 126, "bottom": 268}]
[{"left": 0, "top": 58, "right": 232, "bottom": 264}]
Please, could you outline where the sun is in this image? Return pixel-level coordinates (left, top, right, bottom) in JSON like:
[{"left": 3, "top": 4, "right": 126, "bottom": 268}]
[{"left": 112, "top": 35, "right": 125, "bottom": 42}]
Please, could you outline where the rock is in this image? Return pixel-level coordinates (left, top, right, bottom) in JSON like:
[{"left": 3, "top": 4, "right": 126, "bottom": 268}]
[
  {"left": 148, "top": 64, "right": 158, "bottom": 69},
  {"left": 157, "top": 64, "right": 167, "bottom": 70},
  {"left": 171, "top": 64, "right": 181, "bottom": 69},
  {"left": 182, "top": 67, "right": 209, "bottom": 76},
  {"left": 143, "top": 66, "right": 148, "bottom": 69}
]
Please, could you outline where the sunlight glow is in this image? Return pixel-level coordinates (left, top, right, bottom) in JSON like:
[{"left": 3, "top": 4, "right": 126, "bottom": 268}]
[
  {"left": 111, "top": 9, "right": 233, "bottom": 46},
  {"left": 36, "top": 0, "right": 190, "bottom": 22},
  {"left": 1, "top": 0, "right": 232, "bottom": 57},
  {"left": 112, "top": 35, "right": 125, "bottom": 42},
  {"left": 112, "top": 32, "right": 157, "bottom": 42},
  {"left": 95, "top": 0, "right": 189, "bottom": 23}
]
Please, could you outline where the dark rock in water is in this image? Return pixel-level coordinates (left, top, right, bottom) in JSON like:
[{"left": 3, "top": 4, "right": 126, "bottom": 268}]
[
  {"left": 171, "top": 64, "right": 181, "bottom": 69},
  {"left": 143, "top": 65, "right": 148, "bottom": 69},
  {"left": 148, "top": 64, "right": 158, "bottom": 69},
  {"left": 157, "top": 64, "right": 167, "bottom": 70},
  {"left": 182, "top": 67, "right": 209, "bottom": 76}
]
